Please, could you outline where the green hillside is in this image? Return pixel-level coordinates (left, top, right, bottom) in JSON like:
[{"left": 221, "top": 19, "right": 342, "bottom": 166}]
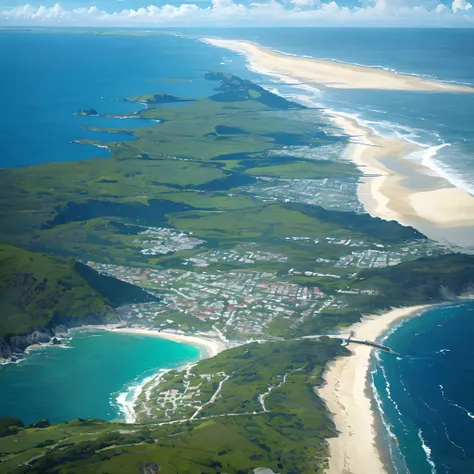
[{"left": 0, "top": 245, "right": 156, "bottom": 338}]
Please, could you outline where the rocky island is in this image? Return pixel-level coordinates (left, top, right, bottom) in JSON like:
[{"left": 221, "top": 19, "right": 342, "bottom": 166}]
[{"left": 76, "top": 109, "right": 99, "bottom": 116}]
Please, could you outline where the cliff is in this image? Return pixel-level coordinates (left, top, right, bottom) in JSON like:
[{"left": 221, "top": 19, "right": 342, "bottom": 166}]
[{"left": 0, "top": 245, "right": 158, "bottom": 360}]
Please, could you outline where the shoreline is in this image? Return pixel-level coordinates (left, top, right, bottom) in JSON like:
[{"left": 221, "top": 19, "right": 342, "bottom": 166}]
[
  {"left": 329, "top": 113, "right": 474, "bottom": 248},
  {"left": 317, "top": 305, "right": 430, "bottom": 474},
  {"left": 105, "top": 327, "right": 231, "bottom": 423},
  {"left": 203, "top": 37, "right": 474, "bottom": 249},
  {"left": 106, "top": 327, "right": 229, "bottom": 359},
  {"left": 203, "top": 38, "right": 474, "bottom": 93},
  {"left": 1, "top": 324, "right": 230, "bottom": 424}
]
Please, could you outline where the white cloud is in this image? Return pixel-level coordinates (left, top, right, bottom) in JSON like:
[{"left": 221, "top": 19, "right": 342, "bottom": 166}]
[
  {"left": 290, "top": 0, "right": 319, "bottom": 7},
  {"left": 452, "top": 0, "right": 472, "bottom": 11},
  {"left": 1, "top": 0, "right": 474, "bottom": 25}
]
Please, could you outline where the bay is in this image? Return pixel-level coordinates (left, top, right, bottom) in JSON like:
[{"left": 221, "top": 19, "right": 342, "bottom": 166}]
[{"left": 0, "top": 331, "right": 199, "bottom": 425}]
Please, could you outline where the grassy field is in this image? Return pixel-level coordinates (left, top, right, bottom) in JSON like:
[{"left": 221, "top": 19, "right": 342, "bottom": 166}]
[{"left": 0, "top": 73, "right": 352, "bottom": 268}]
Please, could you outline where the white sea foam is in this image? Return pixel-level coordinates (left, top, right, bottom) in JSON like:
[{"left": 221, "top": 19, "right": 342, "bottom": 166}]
[
  {"left": 0, "top": 357, "right": 25, "bottom": 366},
  {"left": 440, "top": 383, "right": 474, "bottom": 420},
  {"left": 450, "top": 402, "right": 474, "bottom": 420},
  {"left": 441, "top": 420, "right": 467, "bottom": 457},
  {"left": 408, "top": 144, "right": 474, "bottom": 195},
  {"left": 379, "top": 365, "right": 406, "bottom": 428},
  {"left": 370, "top": 366, "right": 407, "bottom": 474},
  {"left": 115, "top": 372, "right": 159, "bottom": 424},
  {"left": 420, "top": 397, "right": 439, "bottom": 416},
  {"left": 418, "top": 428, "right": 437, "bottom": 474}
]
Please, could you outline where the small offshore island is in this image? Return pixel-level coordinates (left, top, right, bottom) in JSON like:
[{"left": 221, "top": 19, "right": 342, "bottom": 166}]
[{"left": 1, "top": 65, "right": 474, "bottom": 474}]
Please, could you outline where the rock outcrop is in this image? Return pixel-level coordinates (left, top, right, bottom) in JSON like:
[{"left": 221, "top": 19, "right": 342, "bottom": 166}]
[{"left": 0, "top": 329, "right": 53, "bottom": 361}]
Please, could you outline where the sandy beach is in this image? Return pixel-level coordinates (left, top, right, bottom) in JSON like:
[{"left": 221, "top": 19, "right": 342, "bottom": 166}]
[
  {"left": 108, "top": 327, "right": 228, "bottom": 358},
  {"left": 317, "top": 305, "right": 430, "bottom": 474},
  {"left": 331, "top": 114, "right": 474, "bottom": 247},
  {"left": 204, "top": 38, "right": 474, "bottom": 93},
  {"left": 204, "top": 37, "right": 474, "bottom": 248}
]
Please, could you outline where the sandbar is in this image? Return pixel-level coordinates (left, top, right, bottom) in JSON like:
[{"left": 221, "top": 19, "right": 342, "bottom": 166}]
[{"left": 203, "top": 38, "right": 474, "bottom": 93}]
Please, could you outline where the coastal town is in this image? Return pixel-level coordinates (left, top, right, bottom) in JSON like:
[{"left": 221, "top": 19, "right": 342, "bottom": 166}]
[
  {"left": 133, "top": 226, "right": 205, "bottom": 256},
  {"left": 183, "top": 244, "right": 288, "bottom": 268},
  {"left": 86, "top": 225, "right": 448, "bottom": 339},
  {"left": 245, "top": 177, "right": 364, "bottom": 213},
  {"left": 88, "top": 262, "right": 347, "bottom": 337}
]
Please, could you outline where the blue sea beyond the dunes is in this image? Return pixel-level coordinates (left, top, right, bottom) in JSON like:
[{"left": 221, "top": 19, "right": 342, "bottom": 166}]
[{"left": 1, "top": 28, "right": 474, "bottom": 474}]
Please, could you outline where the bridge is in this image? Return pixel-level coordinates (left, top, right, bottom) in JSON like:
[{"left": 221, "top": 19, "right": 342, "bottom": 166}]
[{"left": 303, "top": 331, "right": 399, "bottom": 355}]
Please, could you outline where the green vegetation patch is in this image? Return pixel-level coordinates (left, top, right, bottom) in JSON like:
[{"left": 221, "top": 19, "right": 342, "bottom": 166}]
[
  {"left": 0, "top": 245, "right": 155, "bottom": 338},
  {"left": 244, "top": 160, "right": 359, "bottom": 179}
]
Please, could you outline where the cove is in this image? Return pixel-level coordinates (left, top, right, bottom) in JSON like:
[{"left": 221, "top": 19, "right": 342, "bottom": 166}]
[{"left": 0, "top": 330, "right": 199, "bottom": 425}]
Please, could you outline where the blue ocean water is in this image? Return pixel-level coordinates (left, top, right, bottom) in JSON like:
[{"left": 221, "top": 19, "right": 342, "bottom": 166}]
[
  {"left": 0, "top": 31, "right": 242, "bottom": 167},
  {"left": 374, "top": 301, "right": 474, "bottom": 474},
  {"left": 0, "top": 331, "right": 199, "bottom": 424},
  {"left": 196, "top": 28, "right": 474, "bottom": 195}
]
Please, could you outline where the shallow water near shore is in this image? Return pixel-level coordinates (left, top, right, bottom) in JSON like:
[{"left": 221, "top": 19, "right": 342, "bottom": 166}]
[
  {"left": 373, "top": 300, "right": 474, "bottom": 474},
  {"left": 0, "top": 331, "right": 199, "bottom": 424}
]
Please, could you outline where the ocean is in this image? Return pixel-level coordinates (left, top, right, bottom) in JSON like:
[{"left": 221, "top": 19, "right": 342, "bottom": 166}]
[
  {"left": 0, "top": 330, "right": 199, "bottom": 424},
  {"left": 374, "top": 301, "right": 474, "bottom": 474}
]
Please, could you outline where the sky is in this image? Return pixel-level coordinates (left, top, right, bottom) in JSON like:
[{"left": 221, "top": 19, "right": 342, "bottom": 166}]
[{"left": 0, "top": 0, "right": 473, "bottom": 27}]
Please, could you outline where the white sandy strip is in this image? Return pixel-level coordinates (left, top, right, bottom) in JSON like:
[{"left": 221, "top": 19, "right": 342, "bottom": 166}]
[
  {"left": 109, "top": 327, "right": 228, "bottom": 358},
  {"left": 331, "top": 114, "right": 474, "bottom": 231},
  {"left": 318, "top": 305, "right": 429, "bottom": 474},
  {"left": 409, "top": 187, "right": 474, "bottom": 228},
  {"left": 203, "top": 38, "right": 474, "bottom": 93}
]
